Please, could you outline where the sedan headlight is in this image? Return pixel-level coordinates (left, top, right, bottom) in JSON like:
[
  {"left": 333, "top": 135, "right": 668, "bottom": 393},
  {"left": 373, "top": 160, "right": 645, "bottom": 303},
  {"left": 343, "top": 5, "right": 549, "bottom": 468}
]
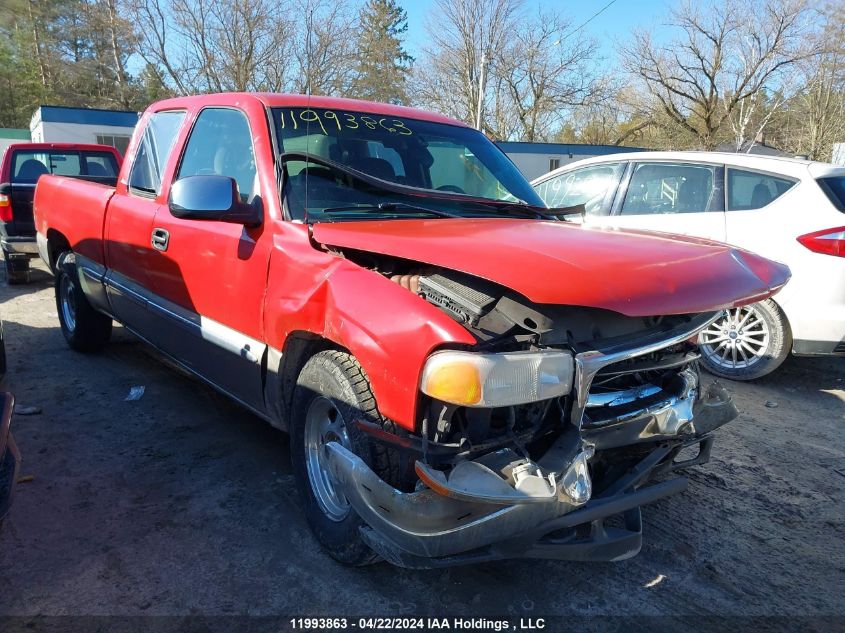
[{"left": 420, "top": 350, "right": 574, "bottom": 407}]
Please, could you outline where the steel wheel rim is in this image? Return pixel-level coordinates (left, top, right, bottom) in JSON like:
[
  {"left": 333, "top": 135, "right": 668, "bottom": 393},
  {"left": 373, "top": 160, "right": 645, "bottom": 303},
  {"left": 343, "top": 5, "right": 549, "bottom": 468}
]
[
  {"left": 60, "top": 275, "right": 77, "bottom": 332},
  {"left": 304, "top": 396, "right": 351, "bottom": 521},
  {"left": 699, "top": 306, "right": 770, "bottom": 370}
]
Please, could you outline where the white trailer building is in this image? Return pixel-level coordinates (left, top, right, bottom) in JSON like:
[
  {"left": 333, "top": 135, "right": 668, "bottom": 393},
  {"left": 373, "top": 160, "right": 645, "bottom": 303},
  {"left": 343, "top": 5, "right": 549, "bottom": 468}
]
[{"left": 29, "top": 106, "right": 138, "bottom": 156}]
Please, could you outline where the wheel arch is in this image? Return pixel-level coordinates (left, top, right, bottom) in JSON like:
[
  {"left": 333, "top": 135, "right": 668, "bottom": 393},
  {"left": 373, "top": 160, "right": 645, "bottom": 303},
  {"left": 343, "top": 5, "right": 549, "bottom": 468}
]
[
  {"left": 265, "top": 331, "right": 342, "bottom": 432},
  {"left": 45, "top": 228, "right": 72, "bottom": 273},
  {"left": 265, "top": 267, "right": 476, "bottom": 430}
]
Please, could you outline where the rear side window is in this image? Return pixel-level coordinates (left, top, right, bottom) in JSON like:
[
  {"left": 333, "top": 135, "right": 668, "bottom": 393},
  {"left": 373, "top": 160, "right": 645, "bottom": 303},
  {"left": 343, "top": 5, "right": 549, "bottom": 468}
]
[
  {"left": 12, "top": 151, "right": 74, "bottom": 183},
  {"left": 129, "top": 110, "right": 186, "bottom": 196},
  {"left": 534, "top": 163, "right": 624, "bottom": 214},
  {"left": 177, "top": 108, "right": 257, "bottom": 202},
  {"left": 727, "top": 168, "right": 796, "bottom": 211},
  {"left": 12, "top": 153, "right": 50, "bottom": 183},
  {"left": 816, "top": 177, "right": 845, "bottom": 213},
  {"left": 82, "top": 153, "right": 118, "bottom": 178},
  {"left": 620, "top": 162, "right": 721, "bottom": 215}
]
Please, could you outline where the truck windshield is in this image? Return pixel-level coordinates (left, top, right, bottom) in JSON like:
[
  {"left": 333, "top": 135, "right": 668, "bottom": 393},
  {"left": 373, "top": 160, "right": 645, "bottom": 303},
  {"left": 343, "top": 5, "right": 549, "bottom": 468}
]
[{"left": 273, "top": 107, "right": 543, "bottom": 221}]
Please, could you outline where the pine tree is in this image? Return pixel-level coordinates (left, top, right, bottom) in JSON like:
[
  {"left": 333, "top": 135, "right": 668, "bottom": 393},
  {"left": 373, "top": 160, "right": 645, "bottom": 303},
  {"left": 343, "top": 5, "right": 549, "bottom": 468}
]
[{"left": 350, "top": 0, "right": 413, "bottom": 105}]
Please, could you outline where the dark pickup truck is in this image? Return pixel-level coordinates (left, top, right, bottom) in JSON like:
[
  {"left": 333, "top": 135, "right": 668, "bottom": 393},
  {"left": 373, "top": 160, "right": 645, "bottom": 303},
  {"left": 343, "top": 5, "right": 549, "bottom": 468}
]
[{"left": 0, "top": 143, "right": 122, "bottom": 283}]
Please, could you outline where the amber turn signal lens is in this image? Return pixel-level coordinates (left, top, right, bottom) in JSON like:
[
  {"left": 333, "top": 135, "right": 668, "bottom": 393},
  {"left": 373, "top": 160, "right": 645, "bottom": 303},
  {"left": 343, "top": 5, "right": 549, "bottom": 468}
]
[
  {"left": 420, "top": 349, "right": 574, "bottom": 408},
  {"left": 421, "top": 360, "right": 482, "bottom": 406}
]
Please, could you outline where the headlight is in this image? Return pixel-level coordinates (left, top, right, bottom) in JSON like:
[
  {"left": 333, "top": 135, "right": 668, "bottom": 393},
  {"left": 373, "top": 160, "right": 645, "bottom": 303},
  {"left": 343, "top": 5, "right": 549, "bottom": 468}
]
[{"left": 420, "top": 349, "right": 574, "bottom": 407}]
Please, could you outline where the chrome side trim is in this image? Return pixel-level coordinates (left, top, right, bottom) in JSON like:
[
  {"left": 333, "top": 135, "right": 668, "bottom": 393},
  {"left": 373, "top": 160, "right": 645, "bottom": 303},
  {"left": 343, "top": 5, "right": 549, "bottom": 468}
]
[
  {"left": 200, "top": 317, "right": 263, "bottom": 364},
  {"left": 119, "top": 322, "right": 275, "bottom": 425},
  {"left": 145, "top": 294, "right": 200, "bottom": 333},
  {"left": 571, "top": 312, "right": 721, "bottom": 427},
  {"left": 105, "top": 272, "right": 148, "bottom": 307},
  {"left": 103, "top": 271, "right": 265, "bottom": 366}
]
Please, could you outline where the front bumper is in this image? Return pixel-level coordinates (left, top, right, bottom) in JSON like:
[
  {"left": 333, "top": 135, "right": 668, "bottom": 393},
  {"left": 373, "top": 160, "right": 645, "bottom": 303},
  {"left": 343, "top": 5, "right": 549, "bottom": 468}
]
[
  {"left": 0, "top": 392, "right": 20, "bottom": 524},
  {"left": 325, "top": 388, "right": 736, "bottom": 568}
]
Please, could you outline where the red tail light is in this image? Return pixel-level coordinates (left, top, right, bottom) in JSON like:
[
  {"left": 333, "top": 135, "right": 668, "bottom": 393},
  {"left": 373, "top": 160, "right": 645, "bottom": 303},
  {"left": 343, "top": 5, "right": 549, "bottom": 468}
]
[
  {"left": 0, "top": 194, "right": 11, "bottom": 222},
  {"left": 797, "top": 227, "right": 845, "bottom": 257}
]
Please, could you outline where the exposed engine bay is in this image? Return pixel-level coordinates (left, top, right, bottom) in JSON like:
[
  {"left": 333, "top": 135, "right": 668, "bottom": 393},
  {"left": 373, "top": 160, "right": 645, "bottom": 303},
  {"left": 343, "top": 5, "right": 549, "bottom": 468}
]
[{"left": 322, "top": 246, "right": 739, "bottom": 567}]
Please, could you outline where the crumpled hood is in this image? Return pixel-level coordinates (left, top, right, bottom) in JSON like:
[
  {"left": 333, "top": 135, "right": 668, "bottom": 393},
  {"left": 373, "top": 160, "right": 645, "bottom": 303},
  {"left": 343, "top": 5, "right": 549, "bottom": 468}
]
[{"left": 312, "top": 218, "right": 791, "bottom": 317}]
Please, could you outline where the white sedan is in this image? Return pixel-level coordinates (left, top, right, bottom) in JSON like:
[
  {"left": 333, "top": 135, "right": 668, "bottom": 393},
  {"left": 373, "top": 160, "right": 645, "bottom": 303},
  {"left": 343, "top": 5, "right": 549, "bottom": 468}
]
[{"left": 532, "top": 151, "right": 845, "bottom": 380}]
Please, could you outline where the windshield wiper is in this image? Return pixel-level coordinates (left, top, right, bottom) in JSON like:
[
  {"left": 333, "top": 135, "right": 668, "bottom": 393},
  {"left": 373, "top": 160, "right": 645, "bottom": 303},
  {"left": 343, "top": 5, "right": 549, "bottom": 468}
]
[
  {"left": 471, "top": 201, "right": 559, "bottom": 221},
  {"left": 318, "top": 202, "right": 460, "bottom": 220}
]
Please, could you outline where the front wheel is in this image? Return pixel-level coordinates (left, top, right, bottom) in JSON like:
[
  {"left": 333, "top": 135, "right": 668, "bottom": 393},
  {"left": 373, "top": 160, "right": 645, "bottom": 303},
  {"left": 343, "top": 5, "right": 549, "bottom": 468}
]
[
  {"left": 55, "top": 254, "right": 112, "bottom": 352},
  {"left": 290, "top": 350, "right": 401, "bottom": 566},
  {"left": 698, "top": 300, "right": 791, "bottom": 380}
]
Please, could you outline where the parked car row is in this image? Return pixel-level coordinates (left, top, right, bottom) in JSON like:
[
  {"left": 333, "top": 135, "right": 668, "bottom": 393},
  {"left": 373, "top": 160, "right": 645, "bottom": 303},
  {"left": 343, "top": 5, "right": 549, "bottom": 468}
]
[
  {"left": 27, "top": 93, "right": 790, "bottom": 567},
  {"left": 532, "top": 152, "right": 845, "bottom": 379}
]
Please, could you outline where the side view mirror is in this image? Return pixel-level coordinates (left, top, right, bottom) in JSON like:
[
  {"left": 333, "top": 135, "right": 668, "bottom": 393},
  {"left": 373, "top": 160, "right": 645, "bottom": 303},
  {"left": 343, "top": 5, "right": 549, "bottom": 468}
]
[{"left": 168, "top": 175, "right": 261, "bottom": 227}]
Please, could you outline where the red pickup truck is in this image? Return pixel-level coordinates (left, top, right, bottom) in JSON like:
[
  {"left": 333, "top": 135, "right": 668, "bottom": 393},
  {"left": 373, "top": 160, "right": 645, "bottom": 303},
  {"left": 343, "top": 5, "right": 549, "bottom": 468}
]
[
  {"left": 33, "top": 93, "right": 789, "bottom": 567},
  {"left": 1, "top": 142, "right": 122, "bottom": 283}
]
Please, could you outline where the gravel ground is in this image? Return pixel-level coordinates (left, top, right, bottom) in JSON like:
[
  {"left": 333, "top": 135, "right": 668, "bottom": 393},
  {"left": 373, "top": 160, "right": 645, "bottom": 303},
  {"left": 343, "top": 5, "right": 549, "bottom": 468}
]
[{"left": 0, "top": 261, "right": 843, "bottom": 627}]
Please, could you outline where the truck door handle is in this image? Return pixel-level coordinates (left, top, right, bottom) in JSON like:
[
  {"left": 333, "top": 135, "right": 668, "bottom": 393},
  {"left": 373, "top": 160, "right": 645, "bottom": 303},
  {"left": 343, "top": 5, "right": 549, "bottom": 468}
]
[{"left": 151, "top": 228, "right": 170, "bottom": 252}]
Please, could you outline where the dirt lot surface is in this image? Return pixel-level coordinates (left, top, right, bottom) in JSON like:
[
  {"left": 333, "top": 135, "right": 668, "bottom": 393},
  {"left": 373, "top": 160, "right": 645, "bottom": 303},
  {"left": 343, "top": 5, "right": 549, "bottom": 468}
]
[{"left": 0, "top": 260, "right": 843, "bottom": 626}]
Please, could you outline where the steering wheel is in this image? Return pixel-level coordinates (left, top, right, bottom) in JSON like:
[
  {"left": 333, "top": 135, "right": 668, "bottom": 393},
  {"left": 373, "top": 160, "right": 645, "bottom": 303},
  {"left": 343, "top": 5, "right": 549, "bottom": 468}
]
[{"left": 436, "top": 184, "right": 465, "bottom": 194}]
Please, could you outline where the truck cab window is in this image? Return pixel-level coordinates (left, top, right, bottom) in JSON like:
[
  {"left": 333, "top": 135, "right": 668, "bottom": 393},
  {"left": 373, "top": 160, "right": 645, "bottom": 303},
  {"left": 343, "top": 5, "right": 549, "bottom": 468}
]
[
  {"left": 128, "top": 110, "right": 185, "bottom": 196},
  {"left": 177, "top": 108, "right": 257, "bottom": 203}
]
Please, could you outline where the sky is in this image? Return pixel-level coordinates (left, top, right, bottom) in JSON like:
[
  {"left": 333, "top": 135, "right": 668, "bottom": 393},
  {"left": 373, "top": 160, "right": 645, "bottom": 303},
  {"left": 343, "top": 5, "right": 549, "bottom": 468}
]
[
  {"left": 401, "top": 0, "right": 674, "bottom": 60},
  {"left": 126, "top": 0, "right": 676, "bottom": 78}
]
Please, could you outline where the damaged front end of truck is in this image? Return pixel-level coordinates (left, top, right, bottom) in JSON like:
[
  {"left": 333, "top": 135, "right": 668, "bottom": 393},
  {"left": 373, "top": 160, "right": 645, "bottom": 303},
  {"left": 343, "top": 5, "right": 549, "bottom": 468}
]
[{"left": 320, "top": 262, "right": 745, "bottom": 567}]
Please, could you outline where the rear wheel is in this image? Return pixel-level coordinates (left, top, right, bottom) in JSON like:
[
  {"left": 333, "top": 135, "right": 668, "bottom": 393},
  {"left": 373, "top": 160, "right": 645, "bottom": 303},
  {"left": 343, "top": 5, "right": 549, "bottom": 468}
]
[
  {"left": 55, "top": 253, "right": 112, "bottom": 352},
  {"left": 698, "top": 300, "right": 791, "bottom": 380},
  {"left": 290, "top": 350, "right": 400, "bottom": 566}
]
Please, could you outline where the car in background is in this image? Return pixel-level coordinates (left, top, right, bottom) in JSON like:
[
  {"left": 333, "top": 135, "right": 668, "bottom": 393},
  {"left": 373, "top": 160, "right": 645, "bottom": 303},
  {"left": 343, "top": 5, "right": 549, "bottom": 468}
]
[
  {"left": 532, "top": 152, "right": 845, "bottom": 380},
  {"left": 0, "top": 143, "right": 122, "bottom": 284}
]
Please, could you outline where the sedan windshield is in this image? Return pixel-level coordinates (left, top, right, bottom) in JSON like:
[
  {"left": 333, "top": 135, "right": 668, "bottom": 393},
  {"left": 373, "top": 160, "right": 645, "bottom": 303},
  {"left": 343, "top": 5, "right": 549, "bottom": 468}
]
[{"left": 273, "top": 107, "right": 544, "bottom": 221}]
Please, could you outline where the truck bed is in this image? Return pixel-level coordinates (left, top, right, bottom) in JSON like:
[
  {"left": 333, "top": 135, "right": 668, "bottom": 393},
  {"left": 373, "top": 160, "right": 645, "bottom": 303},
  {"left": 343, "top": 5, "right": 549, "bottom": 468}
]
[{"left": 33, "top": 175, "right": 116, "bottom": 268}]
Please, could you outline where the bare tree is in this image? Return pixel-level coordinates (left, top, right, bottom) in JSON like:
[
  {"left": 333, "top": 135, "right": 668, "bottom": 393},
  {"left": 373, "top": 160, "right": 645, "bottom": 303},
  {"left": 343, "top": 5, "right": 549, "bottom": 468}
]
[
  {"left": 414, "top": 0, "right": 606, "bottom": 141},
  {"left": 289, "top": 0, "right": 358, "bottom": 96},
  {"left": 621, "top": 0, "right": 816, "bottom": 149},
  {"left": 783, "top": 3, "right": 845, "bottom": 159},
  {"left": 725, "top": 88, "right": 787, "bottom": 151},
  {"left": 104, "top": 0, "right": 134, "bottom": 107},
  {"left": 132, "top": 0, "right": 355, "bottom": 96},
  {"left": 495, "top": 9, "right": 605, "bottom": 141},
  {"left": 132, "top": 0, "right": 194, "bottom": 93},
  {"left": 413, "top": 0, "right": 522, "bottom": 136}
]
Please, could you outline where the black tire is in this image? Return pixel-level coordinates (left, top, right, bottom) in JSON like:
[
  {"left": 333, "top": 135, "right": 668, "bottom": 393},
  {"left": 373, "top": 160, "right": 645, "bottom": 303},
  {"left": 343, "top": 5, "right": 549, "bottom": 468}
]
[
  {"left": 290, "top": 350, "right": 401, "bottom": 566},
  {"left": 55, "top": 253, "right": 112, "bottom": 353},
  {"left": 3, "top": 251, "right": 28, "bottom": 285},
  {"left": 698, "top": 299, "right": 791, "bottom": 380}
]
